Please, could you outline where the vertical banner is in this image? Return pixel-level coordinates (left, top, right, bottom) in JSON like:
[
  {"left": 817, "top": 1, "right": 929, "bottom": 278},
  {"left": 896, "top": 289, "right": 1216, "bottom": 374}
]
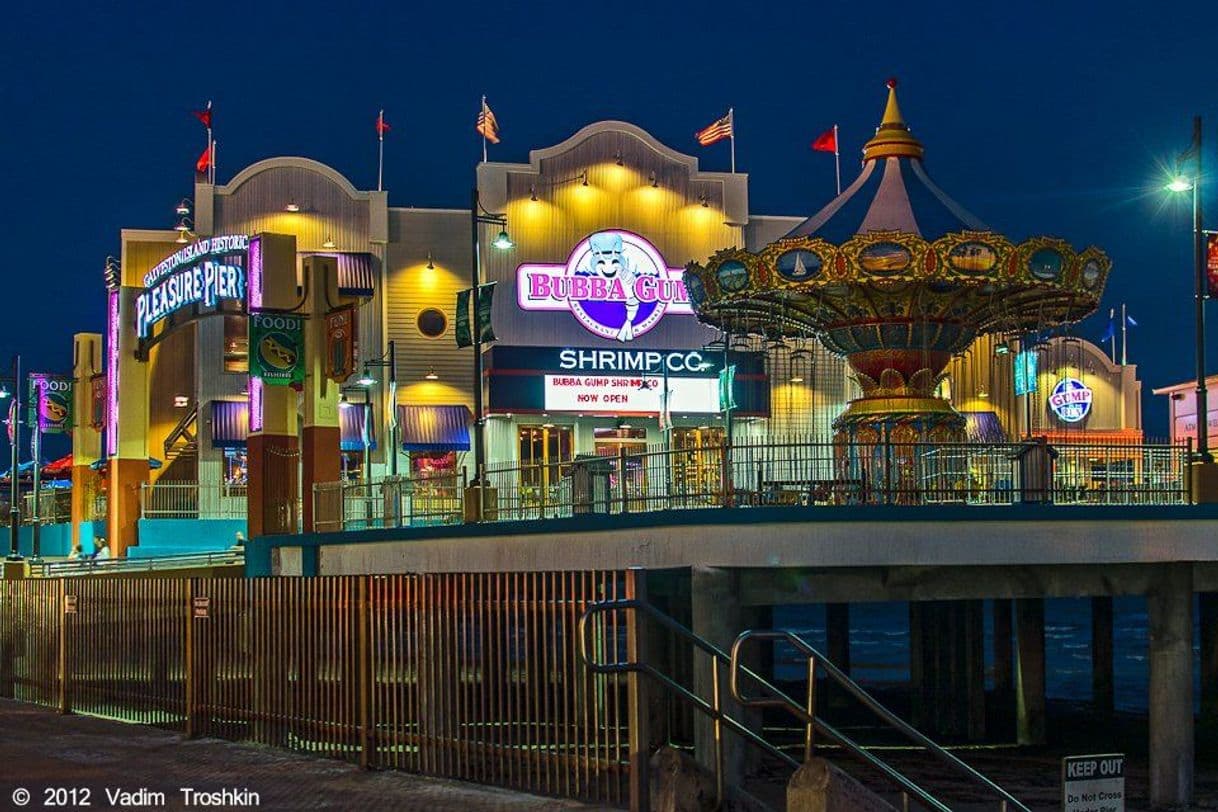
[
  {"left": 455, "top": 289, "right": 472, "bottom": 348},
  {"left": 1014, "top": 350, "right": 1039, "bottom": 396},
  {"left": 1207, "top": 233, "right": 1218, "bottom": 298},
  {"left": 718, "top": 364, "right": 737, "bottom": 411},
  {"left": 249, "top": 313, "right": 306, "bottom": 387},
  {"left": 477, "top": 282, "right": 497, "bottom": 343},
  {"left": 324, "top": 305, "right": 358, "bottom": 383},
  {"left": 89, "top": 374, "right": 107, "bottom": 430},
  {"left": 28, "top": 373, "right": 73, "bottom": 434}
]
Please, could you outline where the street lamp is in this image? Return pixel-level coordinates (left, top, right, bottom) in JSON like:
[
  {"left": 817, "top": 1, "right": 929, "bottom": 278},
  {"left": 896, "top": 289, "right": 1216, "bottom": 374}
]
[
  {"left": 339, "top": 386, "right": 374, "bottom": 484},
  {"left": 356, "top": 341, "right": 399, "bottom": 477},
  {"left": 1166, "top": 116, "right": 1210, "bottom": 462},
  {"left": 3, "top": 355, "right": 21, "bottom": 560},
  {"left": 469, "top": 188, "right": 513, "bottom": 512}
]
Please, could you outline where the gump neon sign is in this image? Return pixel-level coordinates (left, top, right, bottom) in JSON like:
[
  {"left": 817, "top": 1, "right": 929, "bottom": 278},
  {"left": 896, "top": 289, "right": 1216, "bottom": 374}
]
[
  {"left": 136, "top": 236, "right": 249, "bottom": 338},
  {"left": 516, "top": 230, "right": 694, "bottom": 342}
]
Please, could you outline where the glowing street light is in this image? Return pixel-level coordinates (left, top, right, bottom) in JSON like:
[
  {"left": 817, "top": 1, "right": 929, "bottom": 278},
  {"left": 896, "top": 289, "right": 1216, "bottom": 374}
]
[
  {"left": 492, "top": 229, "right": 514, "bottom": 250},
  {"left": 1166, "top": 176, "right": 1194, "bottom": 193}
]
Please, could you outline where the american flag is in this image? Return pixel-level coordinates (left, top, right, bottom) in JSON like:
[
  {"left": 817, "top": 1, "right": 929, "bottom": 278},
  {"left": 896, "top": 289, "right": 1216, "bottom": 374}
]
[
  {"left": 476, "top": 97, "right": 500, "bottom": 144},
  {"left": 695, "top": 110, "right": 733, "bottom": 146}
]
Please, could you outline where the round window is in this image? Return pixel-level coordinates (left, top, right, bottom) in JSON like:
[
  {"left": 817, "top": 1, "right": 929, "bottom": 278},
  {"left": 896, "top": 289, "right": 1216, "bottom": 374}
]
[{"left": 417, "top": 308, "right": 447, "bottom": 338}]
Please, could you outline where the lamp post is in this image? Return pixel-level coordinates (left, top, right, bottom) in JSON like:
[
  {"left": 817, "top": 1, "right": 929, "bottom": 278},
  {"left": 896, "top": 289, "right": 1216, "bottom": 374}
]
[
  {"left": 469, "top": 187, "right": 513, "bottom": 510},
  {"left": 356, "top": 339, "right": 398, "bottom": 478},
  {"left": 1168, "top": 116, "right": 1210, "bottom": 461},
  {"left": 2, "top": 355, "right": 21, "bottom": 560}
]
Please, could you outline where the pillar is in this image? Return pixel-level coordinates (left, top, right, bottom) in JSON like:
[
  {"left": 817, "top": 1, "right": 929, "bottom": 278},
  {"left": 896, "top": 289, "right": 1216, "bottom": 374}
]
[
  {"left": 1148, "top": 564, "right": 1194, "bottom": 808},
  {"left": 1014, "top": 598, "right": 1046, "bottom": 746},
  {"left": 992, "top": 599, "right": 1014, "bottom": 722},
  {"left": 691, "top": 566, "right": 745, "bottom": 786},
  {"left": 1091, "top": 596, "right": 1114, "bottom": 717},
  {"left": 300, "top": 256, "right": 344, "bottom": 532},
  {"left": 69, "top": 333, "right": 103, "bottom": 555},
  {"left": 963, "top": 599, "right": 986, "bottom": 742},
  {"left": 825, "top": 602, "right": 850, "bottom": 712},
  {"left": 247, "top": 234, "right": 300, "bottom": 538},
  {"left": 909, "top": 601, "right": 985, "bottom": 741},
  {"left": 1199, "top": 592, "right": 1218, "bottom": 725},
  {"left": 108, "top": 282, "right": 151, "bottom": 557}
]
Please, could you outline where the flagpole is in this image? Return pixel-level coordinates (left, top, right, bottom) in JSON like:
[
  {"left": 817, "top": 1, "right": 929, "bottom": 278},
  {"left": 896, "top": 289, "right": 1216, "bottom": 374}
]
[
  {"left": 833, "top": 124, "right": 841, "bottom": 196},
  {"left": 377, "top": 109, "right": 385, "bottom": 192},
  {"left": 1108, "top": 307, "right": 1116, "bottom": 364},
  {"left": 729, "top": 108, "right": 736, "bottom": 174},
  {"left": 481, "top": 96, "right": 488, "bottom": 164},
  {"left": 207, "top": 100, "right": 213, "bottom": 185},
  {"left": 1121, "top": 302, "right": 1127, "bottom": 366}
]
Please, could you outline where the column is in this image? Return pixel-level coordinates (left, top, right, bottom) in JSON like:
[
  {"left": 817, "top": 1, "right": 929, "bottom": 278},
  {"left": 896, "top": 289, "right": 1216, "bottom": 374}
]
[
  {"left": 1199, "top": 592, "right": 1218, "bottom": 725},
  {"left": 825, "top": 602, "right": 850, "bottom": 712},
  {"left": 108, "top": 285, "right": 150, "bottom": 557},
  {"left": 247, "top": 234, "right": 300, "bottom": 538},
  {"left": 963, "top": 599, "right": 987, "bottom": 742},
  {"left": 69, "top": 333, "right": 103, "bottom": 555},
  {"left": 300, "top": 256, "right": 342, "bottom": 532},
  {"left": 1014, "top": 598, "right": 1046, "bottom": 746},
  {"left": 691, "top": 566, "right": 745, "bottom": 785},
  {"left": 1091, "top": 596, "right": 1114, "bottom": 717},
  {"left": 992, "top": 598, "right": 1014, "bottom": 735},
  {"left": 1148, "top": 564, "right": 1194, "bottom": 808}
]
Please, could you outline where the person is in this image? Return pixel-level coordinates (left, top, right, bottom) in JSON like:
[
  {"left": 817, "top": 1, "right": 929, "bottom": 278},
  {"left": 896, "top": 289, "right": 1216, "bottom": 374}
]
[
  {"left": 67, "top": 542, "right": 82, "bottom": 560},
  {"left": 232, "top": 531, "right": 245, "bottom": 550},
  {"left": 92, "top": 537, "right": 110, "bottom": 561}
]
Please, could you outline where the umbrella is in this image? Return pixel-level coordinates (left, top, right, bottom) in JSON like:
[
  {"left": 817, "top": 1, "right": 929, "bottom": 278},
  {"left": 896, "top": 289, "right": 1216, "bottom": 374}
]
[
  {"left": 42, "top": 453, "right": 73, "bottom": 477},
  {"left": 0, "top": 460, "right": 37, "bottom": 480}
]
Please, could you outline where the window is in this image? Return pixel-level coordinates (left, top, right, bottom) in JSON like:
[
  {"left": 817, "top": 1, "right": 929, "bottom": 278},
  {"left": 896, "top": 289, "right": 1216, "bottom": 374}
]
[
  {"left": 411, "top": 451, "right": 457, "bottom": 476},
  {"left": 417, "top": 308, "right": 447, "bottom": 339},
  {"left": 223, "top": 449, "right": 248, "bottom": 487},
  {"left": 223, "top": 316, "right": 248, "bottom": 373},
  {"left": 518, "top": 425, "right": 574, "bottom": 493}
]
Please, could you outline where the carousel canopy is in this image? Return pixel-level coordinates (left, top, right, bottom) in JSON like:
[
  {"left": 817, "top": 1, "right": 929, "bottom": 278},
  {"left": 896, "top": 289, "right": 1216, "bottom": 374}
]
[{"left": 787, "top": 80, "right": 987, "bottom": 243}]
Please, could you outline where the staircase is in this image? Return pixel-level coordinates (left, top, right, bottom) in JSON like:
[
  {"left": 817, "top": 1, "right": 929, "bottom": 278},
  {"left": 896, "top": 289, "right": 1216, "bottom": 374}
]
[
  {"left": 163, "top": 404, "right": 198, "bottom": 463},
  {"left": 579, "top": 597, "right": 1029, "bottom": 812}
]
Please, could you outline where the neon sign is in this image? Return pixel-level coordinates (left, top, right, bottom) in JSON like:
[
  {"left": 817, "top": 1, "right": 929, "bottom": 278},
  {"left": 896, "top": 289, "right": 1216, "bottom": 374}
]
[
  {"left": 1049, "top": 377, "right": 1093, "bottom": 423},
  {"left": 143, "top": 234, "right": 249, "bottom": 288},
  {"left": 106, "top": 290, "right": 120, "bottom": 456},
  {"left": 516, "top": 230, "right": 693, "bottom": 342}
]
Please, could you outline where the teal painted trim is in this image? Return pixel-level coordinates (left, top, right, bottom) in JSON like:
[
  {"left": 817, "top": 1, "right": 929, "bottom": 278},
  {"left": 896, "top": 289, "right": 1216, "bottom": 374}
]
[
  {"left": 245, "top": 540, "right": 273, "bottom": 577},
  {"left": 301, "top": 546, "right": 319, "bottom": 577},
  {"left": 251, "top": 503, "right": 1218, "bottom": 557},
  {"left": 17, "top": 523, "right": 73, "bottom": 557}
]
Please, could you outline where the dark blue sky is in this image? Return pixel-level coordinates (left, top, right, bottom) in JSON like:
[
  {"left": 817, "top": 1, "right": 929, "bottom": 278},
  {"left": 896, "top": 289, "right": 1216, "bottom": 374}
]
[{"left": 3, "top": 0, "right": 1215, "bottom": 443}]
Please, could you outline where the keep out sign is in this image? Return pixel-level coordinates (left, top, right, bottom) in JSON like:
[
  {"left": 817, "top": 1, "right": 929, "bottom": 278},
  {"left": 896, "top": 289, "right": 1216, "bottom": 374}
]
[{"left": 1062, "top": 754, "right": 1124, "bottom": 812}]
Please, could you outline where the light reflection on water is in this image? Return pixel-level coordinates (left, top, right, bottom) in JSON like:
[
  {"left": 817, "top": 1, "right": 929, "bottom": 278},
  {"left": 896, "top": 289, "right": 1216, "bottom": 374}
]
[{"left": 772, "top": 596, "right": 1201, "bottom": 713}]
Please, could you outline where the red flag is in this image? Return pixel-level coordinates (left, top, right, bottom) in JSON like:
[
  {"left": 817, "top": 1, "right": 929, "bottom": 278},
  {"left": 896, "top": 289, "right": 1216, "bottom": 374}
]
[
  {"left": 376, "top": 109, "right": 391, "bottom": 137},
  {"left": 811, "top": 127, "right": 837, "bottom": 153},
  {"left": 196, "top": 144, "right": 213, "bottom": 174},
  {"left": 193, "top": 101, "right": 212, "bottom": 129}
]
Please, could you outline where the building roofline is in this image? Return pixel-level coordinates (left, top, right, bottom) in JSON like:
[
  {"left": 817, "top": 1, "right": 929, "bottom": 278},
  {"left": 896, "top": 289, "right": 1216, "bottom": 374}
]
[{"left": 217, "top": 157, "right": 368, "bottom": 200}]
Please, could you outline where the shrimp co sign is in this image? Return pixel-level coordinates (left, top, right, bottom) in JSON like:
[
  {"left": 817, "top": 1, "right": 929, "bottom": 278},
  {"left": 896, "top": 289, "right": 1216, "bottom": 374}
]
[{"left": 515, "top": 231, "right": 694, "bottom": 343}]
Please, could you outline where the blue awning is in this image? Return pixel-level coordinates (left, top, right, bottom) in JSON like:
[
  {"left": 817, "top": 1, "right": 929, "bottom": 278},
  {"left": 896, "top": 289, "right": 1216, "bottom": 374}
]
[
  {"left": 399, "top": 405, "right": 471, "bottom": 452},
  {"left": 337, "top": 253, "right": 376, "bottom": 297},
  {"left": 89, "top": 457, "right": 163, "bottom": 471},
  {"left": 340, "top": 405, "right": 377, "bottom": 451},
  {"left": 963, "top": 411, "right": 1008, "bottom": 444},
  {"left": 211, "top": 400, "right": 249, "bottom": 449}
]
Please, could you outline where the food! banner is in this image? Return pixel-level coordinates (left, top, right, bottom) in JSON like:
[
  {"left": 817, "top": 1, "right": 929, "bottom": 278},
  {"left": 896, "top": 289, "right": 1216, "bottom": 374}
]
[
  {"left": 28, "top": 373, "right": 73, "bottom": 434},
  {"left": 250, "top": 313, "right": 305, "bottom": 387}
]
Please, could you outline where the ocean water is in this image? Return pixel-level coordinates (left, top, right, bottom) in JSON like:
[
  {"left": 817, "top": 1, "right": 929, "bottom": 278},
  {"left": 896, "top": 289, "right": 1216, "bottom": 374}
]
[{"left": 772, "top": 597, "right": 1202, "bottom": 713}]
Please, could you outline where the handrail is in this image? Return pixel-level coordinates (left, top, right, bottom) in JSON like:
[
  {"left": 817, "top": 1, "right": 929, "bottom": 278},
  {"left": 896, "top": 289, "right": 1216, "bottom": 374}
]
[
  {"left": 731, "top": 629, "right": 1029, "bottom": 812},
  {"left": 31, "top": 549, "right": 244, "bottom": 578},
  {"left": 577, "top": 598, "right": 981, "bottom": 812}
]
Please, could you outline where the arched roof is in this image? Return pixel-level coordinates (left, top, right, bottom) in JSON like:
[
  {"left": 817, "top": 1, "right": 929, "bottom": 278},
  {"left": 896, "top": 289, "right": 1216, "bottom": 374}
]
[{"left": 219, "top": 156, "right": 368, "bottom": 199}]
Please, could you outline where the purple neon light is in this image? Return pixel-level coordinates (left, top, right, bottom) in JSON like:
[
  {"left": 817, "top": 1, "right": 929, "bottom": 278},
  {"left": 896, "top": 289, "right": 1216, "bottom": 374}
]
[
  {"left": 106, "top": 290, "right": 120, "bottom": 457},
  {"left": 249, "top": 377, "right": 264, "bottom": 433},
  {"left": 247, "top": 236, "right": 264, "bottom": 433}
]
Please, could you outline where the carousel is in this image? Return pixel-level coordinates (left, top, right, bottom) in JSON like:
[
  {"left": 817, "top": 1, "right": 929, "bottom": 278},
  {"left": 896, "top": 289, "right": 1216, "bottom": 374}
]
[{"left": 685, "top": 79, "right": 1111, "bottom": 448}]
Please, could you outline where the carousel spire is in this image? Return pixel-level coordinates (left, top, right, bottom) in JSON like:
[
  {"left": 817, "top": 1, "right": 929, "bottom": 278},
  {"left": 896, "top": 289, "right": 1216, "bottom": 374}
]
[{"left": 862, "top": 77, "right": 925, "bottom": 162}]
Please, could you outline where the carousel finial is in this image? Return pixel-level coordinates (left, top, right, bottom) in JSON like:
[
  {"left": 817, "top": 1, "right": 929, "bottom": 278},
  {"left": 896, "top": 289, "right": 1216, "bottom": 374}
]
[{"left": 863, "top": 77, "right": 924, "bottom": 162}]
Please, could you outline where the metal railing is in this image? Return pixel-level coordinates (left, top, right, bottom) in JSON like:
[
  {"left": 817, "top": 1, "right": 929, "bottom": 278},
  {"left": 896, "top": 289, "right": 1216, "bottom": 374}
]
[
  {"left": 313, "top": 471, "right": 467, "bottom": 533},
  {"left": 140, "top": 481, "right": 247, "bottom": 520},
  {"left": 19, "top": 489, "right": 72, "bottom": 525},
  {"left": 0, "top": 571, "right": 630, "bottom": 806},
  {"left": 305, "top": 439, "right": 1191, "bottom": 534},
  {"left": 731, "top": 630, "right": 1029, "bottom": 812},
  {"left": 579, "top": 593, "right": 1029, "bottom": 812},
  {"left": 29, "top": 550, "right": 245, "bottom": 578}
]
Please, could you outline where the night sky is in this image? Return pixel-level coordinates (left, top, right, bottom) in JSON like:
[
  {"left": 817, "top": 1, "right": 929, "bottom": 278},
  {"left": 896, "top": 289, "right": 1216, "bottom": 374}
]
[{"left": 3, "top": 0, "right": 1215, "bottom": 454}]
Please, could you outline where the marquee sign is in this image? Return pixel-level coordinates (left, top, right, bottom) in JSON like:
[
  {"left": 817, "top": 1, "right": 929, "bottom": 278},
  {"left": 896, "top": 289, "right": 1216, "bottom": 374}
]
[
  {"left": 544, "top": 374, "right": 718, "bottom": 414},
  {"left": 136, "top": 236, "right": 249, "bottom": 338},
  {"left": 516, "top": 231, "right": 694, "bottom": 342},
  {"left": 1049, "top": 377, "right": 1093, "bottom": 423}
]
